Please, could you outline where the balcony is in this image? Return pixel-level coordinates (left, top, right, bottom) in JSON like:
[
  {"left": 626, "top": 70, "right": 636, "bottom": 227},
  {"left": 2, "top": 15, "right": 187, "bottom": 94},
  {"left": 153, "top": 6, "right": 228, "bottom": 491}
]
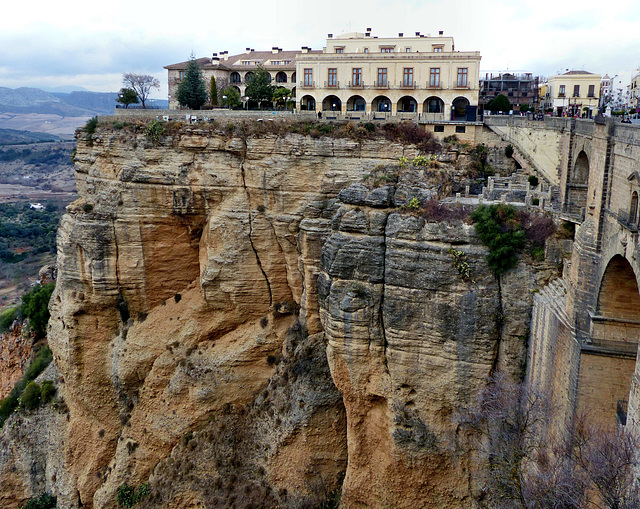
[
  {"left": 616, "top": 208, "right": 639, "bottom": 232},
  {"left": 324, "top": 81, "right": 340, "bottom": 88},
  {"left": 300, "top": 81, "right": 315, "bottom": 89},
  {"left": 373, "top": 81, "right": 389, "bottom": 89},
  {"left": 558, "top": 93, "right": 566, "bottom": 98},
  {"left": 399, "top": 82, "right": 416, "bottom": 89},
  {"left": 426, "top": 82, "right": 442, "bottom": 89},
  {"left": 348, "top": 81, "right": 364, "bottom": 89}
]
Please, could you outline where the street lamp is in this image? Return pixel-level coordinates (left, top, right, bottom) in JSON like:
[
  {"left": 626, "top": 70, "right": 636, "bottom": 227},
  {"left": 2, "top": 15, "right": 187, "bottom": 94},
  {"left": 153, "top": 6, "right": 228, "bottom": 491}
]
[{"left": 222, "top": 95, "right": 227, "bottom": 109}]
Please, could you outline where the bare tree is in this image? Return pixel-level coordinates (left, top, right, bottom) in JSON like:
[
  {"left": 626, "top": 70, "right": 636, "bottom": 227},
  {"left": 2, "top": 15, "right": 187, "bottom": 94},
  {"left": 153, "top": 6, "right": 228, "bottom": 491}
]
[
  {"left": 122, "top": 73, "right": 160, "bottom": 109},
  {"left": 462, "top": 374, "right": 640, "bottom": 509}
]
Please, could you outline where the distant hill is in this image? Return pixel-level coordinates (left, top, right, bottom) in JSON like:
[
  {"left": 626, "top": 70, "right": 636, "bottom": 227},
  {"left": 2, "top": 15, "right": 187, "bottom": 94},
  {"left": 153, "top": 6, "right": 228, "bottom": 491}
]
[
  {"left": 0, "top": 87, "right": 118, "bottom": 116},
  {"left": 0, "top": 128, "right": 64, "bottom": 145}
]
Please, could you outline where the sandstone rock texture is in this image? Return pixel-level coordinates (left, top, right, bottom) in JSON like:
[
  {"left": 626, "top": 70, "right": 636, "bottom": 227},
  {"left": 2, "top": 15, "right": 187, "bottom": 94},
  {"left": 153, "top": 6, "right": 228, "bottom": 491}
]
[
  {"left": 0, "top": 325, "right": 34, "bottom": 399},
  {"left": 0, "top": 121, "right": 535, "bottom": 508}
]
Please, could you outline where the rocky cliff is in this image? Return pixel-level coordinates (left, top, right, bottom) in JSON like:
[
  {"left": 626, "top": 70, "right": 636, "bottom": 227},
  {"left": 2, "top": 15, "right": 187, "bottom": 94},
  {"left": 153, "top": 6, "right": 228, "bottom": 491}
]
[{"left": 0, "top": 120, "right": 537, "bottom": 508}]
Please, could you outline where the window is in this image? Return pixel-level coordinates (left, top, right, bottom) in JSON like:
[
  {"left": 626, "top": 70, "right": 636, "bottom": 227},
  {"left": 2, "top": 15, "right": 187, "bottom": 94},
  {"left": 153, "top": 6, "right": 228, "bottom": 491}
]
[
  {"left": 559, "top": 85, "right": 565, "bottom": 97},
  {"left": 573, "top": 85, "right": 580, "bottom": 97},
  {"left": 433, "top": 46, "right": 443, "bottom": 52},
  {"left": 631, "top": 191, "right": 639, "bottom": 225},
  {"left": 457, "top": 68, "right": 468, "bottom": 87},
  {"left": 377, "top": 68, "right": 387, "bottom": 86},
  {"left": 403, "top": 68, "right": 414, "bottom": 87},
  {"left": 429, "top": 68, "right": 440, "bottom": 87},
  {"left": 381, "top": 47, "right": 394, "bottom": 53},
  {"left": 327, "top": 68, "right": 337, "bottom": 87},
  {"left": 335, "top": 47, "right": 344, "bottom": 53},
  {"left": 363, "top": 48, "right": 369, "bottom": 53},
  {"left": 405, "top": 47, "right": 411, "bottom": 52},
  {"left": 434, "top": 125, "right": 445, "bottom": 132},
  {"left": 304, "top": 68, "right": 313, "bottom": 87},
  {"left": 456, "top": 126, "right": 466, "bottom": 133},
  {"left": 352, "top": 68, "right": 362, "bottom": 86},
  {"left": 588, "top": 85, "right": 595, "bottom": 97},
  {"left": 179, "top": 71, "right": 185, "bottom": 79}
]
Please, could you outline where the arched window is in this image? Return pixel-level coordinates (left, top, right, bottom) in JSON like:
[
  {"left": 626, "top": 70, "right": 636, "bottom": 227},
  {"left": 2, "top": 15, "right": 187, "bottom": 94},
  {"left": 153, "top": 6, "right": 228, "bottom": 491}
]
[{"left": 631, "top": 191, "right": 639, "bottom": 225}]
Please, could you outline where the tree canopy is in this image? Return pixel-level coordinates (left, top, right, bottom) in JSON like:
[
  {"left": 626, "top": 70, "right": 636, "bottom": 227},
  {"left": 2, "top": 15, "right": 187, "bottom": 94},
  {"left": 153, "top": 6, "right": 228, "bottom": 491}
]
[
  {"left": 272, "top": 87, "right": 292, "bottom": 108},
  {"left": 122, "top": 73, "right": 160, "bottom": 109},
  {"left": 116, "top": 88, "right": 139, "bottom": 109},
  {"left": 220, "top": 86, "right": 242, "bottom": 109},
  {"left": 245, "top": 65, "right": 274, "bottom": 108},
  {"left": 210, "top": 77, "right": 218, "bottom": 107},
  {"left": 486, "top": 94, "right": 512, "bottom": 113},
  {"left": 177, "top": 58, "right": 208, "bottom": 110}
]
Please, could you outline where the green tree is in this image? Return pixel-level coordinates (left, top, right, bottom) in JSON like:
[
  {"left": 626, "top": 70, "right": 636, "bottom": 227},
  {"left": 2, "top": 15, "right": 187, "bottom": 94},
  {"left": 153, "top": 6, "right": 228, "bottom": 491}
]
[
  {"left": 486, "top": 93, "right": 512, "bottom": 113},
  {"left": 220, "top": 86, "right": 242, "bottom": 109},
  {"left": 245, "top": 65, "right": 274, "bottom": 108},
  {"left": 116, "top": 88, "right": 139, "bottom": 109},
  {"left": 21, "top": 283, "right": 55, "bottom": 336},
  {"left": 272, "top": 87, "right": 292, "bottom": 109},
  {"left": 210, "top": 76, "right": 218, "bottom": 106},
  {"left": 177, "top": 57, "right": 208, "bottom": 110}
]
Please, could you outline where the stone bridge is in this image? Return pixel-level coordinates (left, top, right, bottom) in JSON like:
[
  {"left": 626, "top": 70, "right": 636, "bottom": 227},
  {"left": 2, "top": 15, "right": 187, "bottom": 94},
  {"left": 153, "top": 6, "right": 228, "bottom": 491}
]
[{"left": 486, "top": 116, "right": 640, "bottom": 435}]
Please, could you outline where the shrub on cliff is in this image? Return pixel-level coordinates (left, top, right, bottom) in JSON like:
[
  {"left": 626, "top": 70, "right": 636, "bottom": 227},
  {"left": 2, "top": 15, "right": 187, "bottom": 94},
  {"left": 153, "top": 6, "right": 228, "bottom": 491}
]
[
  {"left": 21, "top": 282, "right": 55, "bottom": 337},
  {"left": 472, "top": 204, "right": 525, "bottom": 275},
  {"left": 21, "top": 493, "right": 56, "bottom": 509}
]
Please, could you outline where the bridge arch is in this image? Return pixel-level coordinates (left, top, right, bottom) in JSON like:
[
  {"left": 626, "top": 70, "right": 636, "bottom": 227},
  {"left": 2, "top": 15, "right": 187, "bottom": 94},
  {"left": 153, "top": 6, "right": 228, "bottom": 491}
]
[{"left": 565, "top": 150, "right": 590, "bottom": 219}]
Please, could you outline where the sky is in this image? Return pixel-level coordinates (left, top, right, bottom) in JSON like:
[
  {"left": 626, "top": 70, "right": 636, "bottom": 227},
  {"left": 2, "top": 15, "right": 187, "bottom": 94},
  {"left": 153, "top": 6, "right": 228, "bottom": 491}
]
[{"left": 1, "top": 0, "right": 639, "bottom": 99}]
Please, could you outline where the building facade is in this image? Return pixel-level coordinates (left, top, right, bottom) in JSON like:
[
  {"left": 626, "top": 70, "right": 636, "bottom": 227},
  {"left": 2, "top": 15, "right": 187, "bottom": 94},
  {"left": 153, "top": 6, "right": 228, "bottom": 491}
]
[
  {"left": 479, "top": 72, "right": 539, "bottom": 112},
  {"left": 164, "top": 48, "right": 308, "bottom": 109},
  {"left": 629, "top": 70, "right": 640, "bottom": 111},
  {"left": 295, "top": 29, "right": 481, "bottom": 120},
  {"left": 545, "top": 71, "right": 601, "bottom": 118}
]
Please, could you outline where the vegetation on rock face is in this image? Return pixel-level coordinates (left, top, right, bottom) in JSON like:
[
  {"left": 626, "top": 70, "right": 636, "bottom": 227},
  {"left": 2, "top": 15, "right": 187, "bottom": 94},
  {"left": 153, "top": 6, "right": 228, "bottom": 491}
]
[
  {"left": 505, "top": 144, "right": 514, "bottom": 158},
  {"left": 21, "top": 493, "right": 56, "bottom": 509},
  {"left": 21, "top": 282, "right": 55, "bottom": 336},
  {"left": 177, "top": 57, "right": 208, "bottom": 110},
  {"left": 0, "top": 346, "right": 53, "bottom": 427},
  {"left": 472, "top": 204, "right": 525, "bottom": 275},
  {"left": 116, "top": 482, "right": 150, "bottom": 508},
  {"left": 145, "top": 120, "right": 165, "bottom": 145}
]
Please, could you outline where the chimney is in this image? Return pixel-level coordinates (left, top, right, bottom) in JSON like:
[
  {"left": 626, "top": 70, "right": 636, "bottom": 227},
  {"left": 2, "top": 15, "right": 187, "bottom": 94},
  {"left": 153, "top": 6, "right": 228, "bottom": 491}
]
[
  {"left": 301, "top": 46, "right": 309, "bottom": 54},
  {"left": 221, "top": 51, "right": 229, "bottom": 61},
  {"left": 415, "top": 31, "right": 420, "bottom": 36},
  {"left": 246, "top": 47, "right": 251, "bottom": 53},
  {"left": 328, "top": 33, "right": 333, "bottom": 38},
  {"left": 439, "top": 30, "right": 444, "bottom": 35},
  {"left": 365, "top": 32, "right": 371, "bottom": 37},
  {"left": 398, "top": 32, "right": 403, "bottom": 37},
  {"left": 366, "top": 27, "right": 372, "bottom": 32},
  {"left": 211, "top": 52, "right": 219, "bottom": 63},
  {"left": 272, "top": 46, "right": 279, "bottom": 54}
]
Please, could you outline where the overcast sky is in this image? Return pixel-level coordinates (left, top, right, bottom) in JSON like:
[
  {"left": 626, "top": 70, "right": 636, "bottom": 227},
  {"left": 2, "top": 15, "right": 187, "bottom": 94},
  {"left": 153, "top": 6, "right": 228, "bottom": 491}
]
[{"left": 2, "top": 0, "right": 639, "bottom": 99}]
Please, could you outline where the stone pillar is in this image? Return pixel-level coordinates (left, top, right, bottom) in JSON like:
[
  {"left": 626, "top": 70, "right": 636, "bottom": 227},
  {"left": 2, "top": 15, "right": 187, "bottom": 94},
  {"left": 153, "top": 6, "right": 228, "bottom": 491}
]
[{"left": 465, "top": 185, "right": 470, "bottom": 197}]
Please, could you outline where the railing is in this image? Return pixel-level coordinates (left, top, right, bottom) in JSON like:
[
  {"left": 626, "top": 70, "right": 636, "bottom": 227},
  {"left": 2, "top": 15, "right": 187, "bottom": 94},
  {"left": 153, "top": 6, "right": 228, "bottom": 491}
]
[
  {"left": 348, "top": 81, "right": 364, "bottom": 89},
  {"left": 616, "top": 208, "right": 639, "bottom": 232},
  {"left": 398, "top": 82, "right": 416, "bottom": 89},
  {"left": 324, "top": 80, "right": 340, "bottom": 88},
  {"left": 300, "top": 81, "right": 315, "bottom": 89},
  {"left": 426, "top": 83, "right": 442, "bottom": 89},
  {"left": 373, "top": 81, "right": 389, "bottom": 89}
]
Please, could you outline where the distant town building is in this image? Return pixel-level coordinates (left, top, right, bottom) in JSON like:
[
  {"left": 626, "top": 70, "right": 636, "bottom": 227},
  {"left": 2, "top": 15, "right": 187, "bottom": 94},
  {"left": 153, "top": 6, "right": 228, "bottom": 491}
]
[
  {"left": 479, "top": 72, "right": 539, "bottom": 112},
  {"left": 544, "top": 70, "right": 601, "bottom": 118},
  {"left": 629, "top": 70, "right": 640, "bottom": 111},
  {"left": 295, "top": 29, "right": 481, "bottom": 120}
]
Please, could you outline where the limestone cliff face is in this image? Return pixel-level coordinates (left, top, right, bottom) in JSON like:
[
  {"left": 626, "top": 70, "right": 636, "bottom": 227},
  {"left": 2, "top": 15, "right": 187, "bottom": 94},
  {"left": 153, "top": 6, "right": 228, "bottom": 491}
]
[
  {"left": 318, "top": 185, "right": 533, "bottom": 507},
  {"left": 0, "top": 325, "right": 33, "bottom": 400},
  {"left": 0, "top": 122, "right": 535, "bottom": 508},
  {"left": 45, "top": 125, "right": 413, "bottom": 508}
]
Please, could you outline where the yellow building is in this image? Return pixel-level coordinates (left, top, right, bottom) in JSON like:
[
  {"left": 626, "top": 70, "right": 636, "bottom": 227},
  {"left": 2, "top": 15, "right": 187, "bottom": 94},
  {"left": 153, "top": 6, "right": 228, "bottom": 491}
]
[
  {"left": 545, "top": 71, "right": 601, "bottom": 118},
  {"left": 295, "top": 29, "right": 481, "bottom": 120}
]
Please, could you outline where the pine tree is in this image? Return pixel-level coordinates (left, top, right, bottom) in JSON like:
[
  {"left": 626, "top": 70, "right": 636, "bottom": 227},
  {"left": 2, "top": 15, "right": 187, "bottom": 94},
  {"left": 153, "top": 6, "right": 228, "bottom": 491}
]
[
  {"left": 245, "top": 65, "right": 274, "bottom": 109},
  {"left": 210, "top": 77, "right": 218, "bottom": 106},
  {"left": 177, "top": 57, "right": 208, "bottom": 110}
]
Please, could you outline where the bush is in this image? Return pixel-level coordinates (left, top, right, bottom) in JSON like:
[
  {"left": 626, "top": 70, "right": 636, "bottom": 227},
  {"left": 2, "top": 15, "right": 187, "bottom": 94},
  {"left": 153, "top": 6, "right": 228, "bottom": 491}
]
[
  {"left": 23, "top": 346, "right": 53, "bottom": 382},
  {"left": 21, "top": 381, "right": 42, "bottom": 410},
  {"left": 145, "top": 120, "right": 165, "bottom": 145},
  {"left": 504, "top": 144, "right": 514, "bottom": 158},
  {"left": 472, "top": 204, "right": 525, "bottom": 276},
  {"left": 40, "top": 380, "right": 56, "bottom": 404},
  {"left": 0, "top": 307, "right": 18, "bottom": 332},
  {"left": 528, "top": 175, "right": 539, "bottom": 187},
  {"left": 116, "top": 482, "right": 150, "bottom": 508},
  {"left": 21, "top": 283, "right": 55, "bottom": 336},
  {"left": 22, "top": 493, "right": 56, "bottom": 509}
]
